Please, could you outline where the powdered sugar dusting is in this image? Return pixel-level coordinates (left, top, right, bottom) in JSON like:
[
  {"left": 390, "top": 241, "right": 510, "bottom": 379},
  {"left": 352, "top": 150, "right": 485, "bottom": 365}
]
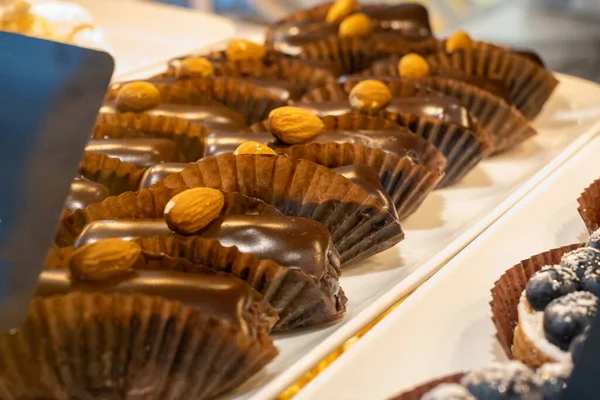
[
  {"left": 536, "top": 361, "right": 572, "bottom": 381},
  {"left": 588, "top": 229, "right": 600, "bottom": 245},
  {"left": 545, "top": 291, "right": 598, "bottom": 319},
  {"left": 531, "top": 265, "right": 577, "bottom": 291},
  {"left": 421, "top": 383, "right": 475, "bottom": 400},
  {"left": 460, "top": 361, "right": 539, "bottom": 392},
  {"left": 560, "top": 248, "right": 600, "bottom": 275}
]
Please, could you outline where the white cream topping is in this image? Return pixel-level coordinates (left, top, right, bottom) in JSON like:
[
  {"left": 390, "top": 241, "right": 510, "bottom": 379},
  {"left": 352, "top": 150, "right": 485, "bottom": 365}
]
[
  {"left": 422, "top": 383, "right": 475, "bottom": 400},
  {"left": 518, "top": 291, "right": 570, "bottom": 363}
]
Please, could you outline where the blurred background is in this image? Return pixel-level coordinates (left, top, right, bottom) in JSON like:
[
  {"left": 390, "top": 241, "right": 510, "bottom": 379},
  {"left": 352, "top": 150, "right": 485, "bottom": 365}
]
[{"left": 151, "top": 0, "right": 600, "bottom": 83}]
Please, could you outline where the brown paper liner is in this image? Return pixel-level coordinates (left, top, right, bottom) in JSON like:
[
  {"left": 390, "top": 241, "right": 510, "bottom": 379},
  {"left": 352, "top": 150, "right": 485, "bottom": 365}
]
[
  {"left": 489, "top": 244, "right": 583, "bottom": 366},
  {"left": 298, "top": 36, "right": 380, "bottom": 76},
  {"left": 92, "top": 113, "right": 211, "bottom": 162},
  {"left": 79, "top": 153, "right": 146, "bottom": 196},
  {"left": 278, "top": 142, "right": 443, "bottom": 220},
  {"left": 338, "top": 76, "right": 536, "bottom": 154},
  {"left": 154, "top": 154, "right": 404, "bottom": 265},
  {"left": 0, "top": 292, "right": 277, "bottom": 399},
  {"left": 55, "top": 188, "right": 282, "bottom": 247},
  {"left": 389, "top": 373, "right": 465, "bottom": 400},
  {"left": 578, "top": 178, "right": 600, "bottom": 234},
  {"left": 385, "top": 112, "right": 490, "bottom": 187},
  {"left": 107, "top": 76, "right": 287, "bottom": 125},
  {"left": 426, "top": 48, "right": 559, "bottom": 120}
]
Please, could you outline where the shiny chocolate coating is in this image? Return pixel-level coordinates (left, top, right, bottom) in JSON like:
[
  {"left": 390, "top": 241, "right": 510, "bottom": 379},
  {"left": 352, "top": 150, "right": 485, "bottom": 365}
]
[
  {"left": 204, "top": 130, "right": 420, "bottom": 162},
  {"left": 64, "top": 177, "right": 109, "bottom": 213},
  {"left": 271, "top": 3, "right": 432, "bottom": 55},
  {"left": 200, "top": 215, "right": 337, "bottom": 280},
  {"left": 242, "top": 77, "right": 304, "bottom": 102},
  {"left": 139, "top": 163, "right": 189, "bottom": 189},
  {"left": 333, "top": 165, "right": 398, "bottom": 219},
  {"left": 295, "top": 96, "right": 472, "bottom": 128},
  {"left": 36, "top": 270, "right": 256, "bottom": 333},
  {"left": 85, "top": 139, "right": 185, "bottom": 168},
  {"left": 75, "top": 216, "right": 337, "bottom": 281},
  {"left": 101, "top": 99, "right": 248, "bottom": 132},
  {"left": 76, "top": 220, "right": 173, "bottom": 247}
]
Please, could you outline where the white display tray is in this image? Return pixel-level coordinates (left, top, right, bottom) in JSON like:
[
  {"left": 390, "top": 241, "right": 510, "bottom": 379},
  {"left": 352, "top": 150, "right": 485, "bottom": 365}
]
[
  {"left": 296, "top": 94, "right": 600, "bottom": 400},
  {"left": 228, "top": 74, "right": 600, "bottom": 399},
  {"left": 68, "top": 0, "right": 235, "bottom": 77}
]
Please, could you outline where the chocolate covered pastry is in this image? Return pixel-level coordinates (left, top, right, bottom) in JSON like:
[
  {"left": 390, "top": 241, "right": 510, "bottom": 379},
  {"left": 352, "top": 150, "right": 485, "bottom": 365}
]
[
  {"left": 336, "top": 75, "right": 536, "bottom": 153},
  {"left": 165, "top": 42, "right": 337, "bottom": 102},
  {"left": 0, "top": 259, "right": 278, "bottom": 399},
  {"left": 104, "top": 77, "right": 286, "bottom": 126},
  {"left": 266, "top": 1, "right": 434, "bottom": 57},
  {"left": 85, "top": 138, "right": 185, "bottom": 168},
  {"left": 153, "top": 153, "right": 404, "bottom": 264},
  {"left": 55, "top": 186, "right": 282, "bottom": 247},
  {"left": 52, "top": 224, "right": 346, "bottom": 331}
]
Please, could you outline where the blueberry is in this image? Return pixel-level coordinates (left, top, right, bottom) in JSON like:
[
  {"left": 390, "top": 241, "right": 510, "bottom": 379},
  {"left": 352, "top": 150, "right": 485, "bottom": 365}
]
[
  {"left": 525, "top": 265, "right": 579, "bottom": 311},
  {"left": 461, "top": 361, "right": 542, "bottom": 400},
  {"left": 570, "top": 326, "right": 589, "bottom": 363},
  {"left": 422, "top": 383, "right": 475, "bottom": 400},
  {"left": 543, "top": 291, "right": 598, "bottom": 350},
  {"left": 581, "top": 266, "right": 600, "bottom": 297},
  {"left": 560, "top": 248, "right": 600, "bottom": 278},
  {"left": 535, "top": 362, "right": 572, "bottom": 400},
  {"left": 586, "top": 229, "right": 600, "bottom": 250}
]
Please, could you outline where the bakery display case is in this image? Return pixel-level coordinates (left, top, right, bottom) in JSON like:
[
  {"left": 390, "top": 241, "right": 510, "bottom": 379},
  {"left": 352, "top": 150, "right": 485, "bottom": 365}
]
[{"left": 2, "top": 0, "right": 600, "bottom": 399}]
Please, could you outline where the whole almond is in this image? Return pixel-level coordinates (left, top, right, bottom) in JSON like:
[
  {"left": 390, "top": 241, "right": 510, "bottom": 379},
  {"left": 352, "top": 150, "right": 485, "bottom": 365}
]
[
  {"left": 326, "top": 0, "right": 356, "bottom": 23},
  {"left": 226, "top": 39, "right": 266, "bottom": 62},
  {"left": 164, "top": 188, "right": 225, "bottom": 234},
  {"left": 178, "top": 57, "right": 214, "bottom": 78},
  {"left": 398, "top": 53, "right": 430, "bottom": 79},
  {"left": 446, "top": 30, "right": 473, "bottom": 53},
  {"left": 349, "top": 79, "right": 391, "bottom": 112},
  {"left": 339, "top": 13, "right": 373, "bottom": 37},
  {"left": 269, "top": 106, "right": 324, "bottom": 144},
  {"left": 234, "top": 141, "right": 277, "bottom": 155},
  {"left": 69, "top": 238, "right": 141, "bottom": 281},
  {"left": 115, "top": 81, "right": 160, "bottom": 112}
]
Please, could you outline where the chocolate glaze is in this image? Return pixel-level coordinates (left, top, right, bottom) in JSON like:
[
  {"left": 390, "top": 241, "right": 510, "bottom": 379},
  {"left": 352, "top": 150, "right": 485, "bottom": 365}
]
[
  {"left": 64, "top": 177, "right": 109, "bottom": 213},
  {"left": 85, "top": 139, "right": 185, "bottom": 168},
  {"left": 435, "top": 69, "right": 511, "bottom": 103},
  {"left": 75, "top": 215, "right": 339, "bottom": 282},
  {"left": 271, "top": 3, "right": 432, "bottom": 55},
  {"left": 204, "top": 130, "right": 420, "bottom": 163},
  {"left": 139, "top": 163, "right": 189, "bottom": 189},
  {"left": 76, "top": 220, "right": 173, "bottom": 247},
  {"left": 36, "top": 269, "right": 256, "bottom": 333},
  {"left": 201, "top": 215, "right": 339, "bottom": 280},
  {"left": 295, "top": 97, "right": 473, "bottom": 128},
  {"left": 333, "top": 165, "right": 398, "bottom": 219},
  {"left": 101, "top": 99, "right": 248, "bottom": 132}
]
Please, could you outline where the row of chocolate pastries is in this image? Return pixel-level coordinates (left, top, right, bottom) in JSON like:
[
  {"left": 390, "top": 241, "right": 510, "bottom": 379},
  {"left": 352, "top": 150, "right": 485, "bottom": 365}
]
[
  {"left": 376, "top": 175, "right": 600, "bottom": 399},
  {"left": 262, "top": 0, "right": 558, "bottom": 120}
]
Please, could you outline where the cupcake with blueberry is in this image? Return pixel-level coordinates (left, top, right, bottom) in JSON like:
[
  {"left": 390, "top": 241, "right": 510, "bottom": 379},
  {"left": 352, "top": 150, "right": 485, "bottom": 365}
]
[
  {"left": 491, "top": 231, "right": 600, "bottom": 369},
  {"left": 390, "top": 360, "right": 572, "bottom": 400}
]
